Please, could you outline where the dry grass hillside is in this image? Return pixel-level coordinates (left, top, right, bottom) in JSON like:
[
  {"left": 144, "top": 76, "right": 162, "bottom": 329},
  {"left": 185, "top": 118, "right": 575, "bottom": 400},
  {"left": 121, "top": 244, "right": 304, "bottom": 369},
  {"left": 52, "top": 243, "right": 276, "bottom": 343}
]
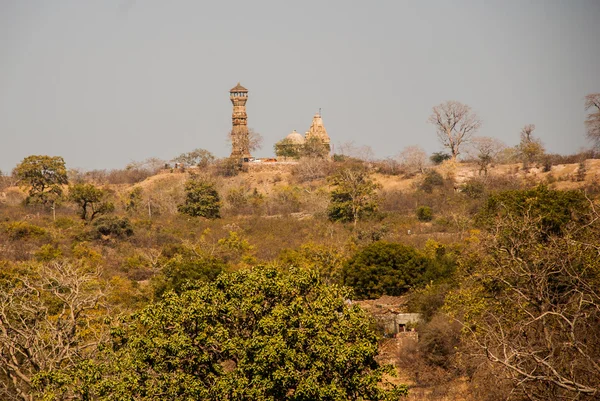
[{"left": 134, "top": 158, "right": 600, "bottom": 195}]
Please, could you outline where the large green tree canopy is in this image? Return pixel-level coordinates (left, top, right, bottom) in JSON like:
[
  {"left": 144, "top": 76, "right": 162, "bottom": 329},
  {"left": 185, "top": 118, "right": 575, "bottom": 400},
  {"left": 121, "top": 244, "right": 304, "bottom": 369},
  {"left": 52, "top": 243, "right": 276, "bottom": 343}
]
[
  {"left": 343, "top": 241, "right": 431, "bottom": 299},
  {"left": 59, "top": 267, "right": 406, "bottom": 400}
]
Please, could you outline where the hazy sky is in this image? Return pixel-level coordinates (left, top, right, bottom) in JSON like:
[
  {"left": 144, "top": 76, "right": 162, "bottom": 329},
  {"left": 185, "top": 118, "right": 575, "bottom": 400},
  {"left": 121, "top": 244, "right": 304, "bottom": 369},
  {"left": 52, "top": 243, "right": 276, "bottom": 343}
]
[{"left": 1, "top": 0, "right": 599, "bottom": 172}]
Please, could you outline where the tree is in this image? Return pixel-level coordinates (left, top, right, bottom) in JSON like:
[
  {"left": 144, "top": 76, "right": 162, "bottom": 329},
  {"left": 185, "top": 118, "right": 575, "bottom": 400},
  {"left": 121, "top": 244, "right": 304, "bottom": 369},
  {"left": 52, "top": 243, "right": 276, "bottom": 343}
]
[
  {"left": 178, "top": 178, "right": 221, "bottom": 218},
  {"left": 517, "top": 124, "right": 544, "bottom": 169},
  {"left": 327, "top": 165, "right": 380, "bottom": 225},
  {"left": 14, "top": 155, "right": 68, "bottom": 206},
  {"left": 343, "top": 241, "right": 431, "bottom": 299},
  {"left": 301, "top": 136, "right": 330, "bottom": 159},
  {"left": 152, "top": 245, "right": 227, "bottom": 297},
  {"left": 68, "top": 183, "right": 114, "bottom": 221},
  {"left": 447, "top": 193, "right": 600, "bottom": 400},
  {"left": 397, "top": 145, "right": 428, "bottom": 175},
  {"left": 0, "top": 261, "right": 106, "bottom": 401},
  {"left": 61, "top": 267, "right": 407, "bottom": 400},
  {"left": 172, "top": 148, "right": 215, "bottom": 168},
  {"left": 476, "top": 185, "right": 589, "bottom": 238},
  {"left": 469, "top": 136, "right": 506, "bottom": 175},
  {"left": 227, "top": 128, "right": 263, "bottom": 154},
  {"left": 274, "top": 138, "right": 301, "bottom": 159},
  {"left": 428, "top": 101, "right": 481, "bottom": 160},
  {"left": 584, "top": 93, "right": 600, "bottom": 148}
]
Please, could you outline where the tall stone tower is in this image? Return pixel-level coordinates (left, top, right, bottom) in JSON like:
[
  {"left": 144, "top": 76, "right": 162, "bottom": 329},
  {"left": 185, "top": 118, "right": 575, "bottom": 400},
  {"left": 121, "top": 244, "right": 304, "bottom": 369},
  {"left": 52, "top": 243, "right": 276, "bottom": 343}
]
[{"left": 229, "top": 83, "right": 251, "bottom": 159}]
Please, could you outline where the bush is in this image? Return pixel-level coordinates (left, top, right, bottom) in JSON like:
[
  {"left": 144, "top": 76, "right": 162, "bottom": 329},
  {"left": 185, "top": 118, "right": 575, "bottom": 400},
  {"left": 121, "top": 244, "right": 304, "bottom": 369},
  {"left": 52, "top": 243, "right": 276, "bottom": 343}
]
[
  {"left": 430, "top": 152, "right": 451, "bottom": 165},
  {"left": 419, "top": 170, "right": 445, "bottom": 193},
  {"left": 461, "top": 179, "right": 486, "bottom": 199},
  {"left": 418, "top": 314, "right": 462, "bottom": 369},
  {"left": 91, "top": 216, "right": 134, "bottom": 239},
  {"left": 2, "top": 221, "right": 47, "bottom": 241},
  {"left": 416, "top": 205, "right": 433, "bottom": 221}
]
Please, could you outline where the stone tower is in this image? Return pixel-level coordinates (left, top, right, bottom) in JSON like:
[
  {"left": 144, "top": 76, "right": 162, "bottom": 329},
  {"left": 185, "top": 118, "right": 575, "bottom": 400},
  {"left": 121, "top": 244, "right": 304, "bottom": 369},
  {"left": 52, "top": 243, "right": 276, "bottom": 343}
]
[{"left": 229, "top": 83, "right": 251, "bottom": 159}]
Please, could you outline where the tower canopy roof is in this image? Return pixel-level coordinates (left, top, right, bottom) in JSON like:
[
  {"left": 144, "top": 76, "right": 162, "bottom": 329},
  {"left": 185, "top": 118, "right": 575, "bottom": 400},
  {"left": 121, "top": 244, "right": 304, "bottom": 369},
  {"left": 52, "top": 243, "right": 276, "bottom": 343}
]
[{"left": 230, "top": 82, "right": 248, "bottom": 93}]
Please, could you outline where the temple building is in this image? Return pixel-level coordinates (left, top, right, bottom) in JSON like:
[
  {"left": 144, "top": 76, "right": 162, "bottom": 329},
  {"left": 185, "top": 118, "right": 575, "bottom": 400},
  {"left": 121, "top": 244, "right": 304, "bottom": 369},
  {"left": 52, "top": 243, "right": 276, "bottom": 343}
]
[
  {"left": 275, "top": 112, "right": 331, "bottom": 159},
  {"left": 305, "top": 112, "right": 330, "bottom": 149}
]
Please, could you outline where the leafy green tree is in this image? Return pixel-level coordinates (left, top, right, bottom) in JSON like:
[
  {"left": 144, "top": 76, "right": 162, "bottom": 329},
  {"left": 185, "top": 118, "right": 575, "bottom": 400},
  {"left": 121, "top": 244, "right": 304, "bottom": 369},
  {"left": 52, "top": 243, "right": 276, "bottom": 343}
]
[
  {"left": 178, "top": 178, "right": 221, "bottom": 218},
  {"left": 152, "top": 244, "right": 227, "bottom": 297},
  {"left": 278, "top": 243, "right": 346, "bottom": 284},
  {"left": 343, "top": 241, "right": 431, "bottom": 299},
  {"left": 58, "top": 267, "right": 407, "bottom": 400},
  {"left": 172, "top": 148, "right": 215, "bottom": 168},
  {"left": 301, "top": 136, "right": 330, "bottom": 158},
  {"left": 14, "top": 155, "right": 68, "bottom": 205},
  {"left": 68, "top": 183, "right": 114, "bottom": 221},
  {"left": 274, "top": 138, "right": 302, "bottom": 159},
  {"left": 327, "top": 165, "right": 380, "bottom": 225}
]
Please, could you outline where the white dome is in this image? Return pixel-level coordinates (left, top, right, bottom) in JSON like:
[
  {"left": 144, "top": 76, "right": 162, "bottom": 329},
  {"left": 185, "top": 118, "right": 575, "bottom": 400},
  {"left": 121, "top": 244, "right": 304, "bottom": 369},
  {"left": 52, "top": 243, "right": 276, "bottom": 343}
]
[{"left": 285, "top": 130, "right": 305, "bottom": 144}]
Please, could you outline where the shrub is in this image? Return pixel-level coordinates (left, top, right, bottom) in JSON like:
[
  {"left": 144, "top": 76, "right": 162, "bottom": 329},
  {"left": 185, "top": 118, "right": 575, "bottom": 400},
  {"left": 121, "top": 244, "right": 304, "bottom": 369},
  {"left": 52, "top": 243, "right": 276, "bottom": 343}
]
[
  {"left": 419, "top": 170, "right": 445, "bottom": 193},
  {"left": 430, "top": 152, "right": 451, "bottom": 165},
  {"left": 91, "top": 216, "right": 134, "bottom": 239},
  {"left": 461, "top": 179, "right": 486, "bottom": 199},
  {"left": 2, "top": 221, "right": 47, "bottom": 241},
  {"left": 416, "top": 205, "right": 433, "bottom": 221},
  {"left": 418, "top": 314, "right": 462, "bottom": 369}
]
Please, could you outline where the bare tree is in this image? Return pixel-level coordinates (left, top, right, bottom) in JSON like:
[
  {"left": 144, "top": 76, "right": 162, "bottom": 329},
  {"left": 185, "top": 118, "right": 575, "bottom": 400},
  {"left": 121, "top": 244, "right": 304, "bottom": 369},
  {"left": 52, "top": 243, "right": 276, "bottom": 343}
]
[
  {"left": 585, "top": 93, "right": 600, "bottom": 148},
  {"left": 452, "top": 203, "right": 600, "bottom": 400},
  {"left": 0, "top": 262, "right": 106, "bottom": 401},
  {"left": 227, "top": 128, "right": 263, "bottom": 154},
  {"left": 518, "top": 124, "right": 544, "bottom": 169},
  {"left": 336, "top": 141, "right": 374, "bottom": 162},
  {"left": 468, "top": 136, "right": 506, "bottom": 175},
  {"left": 397, "top": 145, "right": 428, "bottom": 175},
  {"left": 428, "top": 101, "right": 482, "bottom": 160}
]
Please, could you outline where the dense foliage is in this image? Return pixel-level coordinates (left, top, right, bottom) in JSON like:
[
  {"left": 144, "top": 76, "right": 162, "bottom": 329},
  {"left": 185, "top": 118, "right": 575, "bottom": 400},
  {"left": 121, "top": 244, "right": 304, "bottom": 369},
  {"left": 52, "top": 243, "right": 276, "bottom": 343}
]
[
  {"left": 327, "top": 165, "right": 379, "bottom": 225},
  {"left": 14, "top": 155, "right": 68, "bottom": 205},
  {"left": 343, "top": 242, "right": 431, "bottom": 299},
  {"left": 2, "top": 150, "right": 600, "bottom": 400},
  {"left": 55, "top": 267, "right": 406, "bottom": 400},
  {"left": 476, "top": 185, "right": 590, "bottom": 237},
  {"left": 178, "top": 178, "right": 221, "bottom": 218}
]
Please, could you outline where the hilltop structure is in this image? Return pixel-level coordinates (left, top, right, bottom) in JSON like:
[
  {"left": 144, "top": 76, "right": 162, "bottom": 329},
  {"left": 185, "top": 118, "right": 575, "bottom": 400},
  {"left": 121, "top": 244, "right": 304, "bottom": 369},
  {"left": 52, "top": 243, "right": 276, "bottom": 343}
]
[
  {"left": 227, "top": 83, "right": 331, "bottom": 161},
  {"left": 229, "top": 83, "right": 251, "bottom": 160},
  {"left": 305, "top": 112, "right": 330, "bottom": 148},
  {"left": 275, "top": 112, "right": 331, "bottom": 159}
]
